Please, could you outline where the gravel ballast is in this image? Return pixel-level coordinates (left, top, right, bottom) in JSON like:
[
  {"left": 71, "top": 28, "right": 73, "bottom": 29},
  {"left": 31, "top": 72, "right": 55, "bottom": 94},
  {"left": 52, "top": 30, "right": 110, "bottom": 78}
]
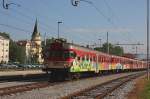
[
  {"left": 104, "top": 81, "right": 136, "bottom": 99},
  {"left": 0, "top": 72, "right": 142, "bottom": 99}
]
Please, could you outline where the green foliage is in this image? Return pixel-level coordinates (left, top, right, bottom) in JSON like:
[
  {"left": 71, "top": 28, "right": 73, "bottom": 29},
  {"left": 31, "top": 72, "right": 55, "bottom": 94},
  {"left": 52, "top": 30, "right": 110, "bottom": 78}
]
[
  {"left": 42, "top": 37, "right": 55, "bottom": 48},
  {"left": 0, "top": 32, "right": 26, "bottom": 64},
  {"left": 0, "top": 32, "right": 10, "bottom": 39},
  {"left": 94, "top": 43, "right": 124, "bottom": 56},
  {"left": 31, "top": 54, "right": 39, "bottom": 64},
  {"left": 141, "top": 79, "right": 150, "bottom": 99},
  {"left": 9, "top": 40, "right": 26, "bottom": 64}
]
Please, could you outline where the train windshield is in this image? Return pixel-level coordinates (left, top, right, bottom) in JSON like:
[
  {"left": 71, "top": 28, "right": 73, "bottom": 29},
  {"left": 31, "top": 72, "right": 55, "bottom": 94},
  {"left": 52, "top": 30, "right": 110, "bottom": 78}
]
[
  {"left": 48, "top": 50, "right": 76, "bottom": 59},
  {"left": 63, "top": 51, "right": 76, "bottom": 58}
]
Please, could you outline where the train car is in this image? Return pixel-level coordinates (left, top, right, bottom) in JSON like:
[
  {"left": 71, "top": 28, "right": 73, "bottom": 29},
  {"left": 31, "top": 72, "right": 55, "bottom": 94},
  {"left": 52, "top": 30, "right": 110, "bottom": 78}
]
[{"left": 43, "top": 39, "right": 146, "bottom": 80}]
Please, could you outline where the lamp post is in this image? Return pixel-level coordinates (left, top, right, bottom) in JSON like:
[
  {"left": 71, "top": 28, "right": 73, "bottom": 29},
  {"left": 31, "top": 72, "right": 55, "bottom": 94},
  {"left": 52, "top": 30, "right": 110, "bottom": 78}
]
[{"left": 57, "top": 21, "right": 62, "bottom": 39}]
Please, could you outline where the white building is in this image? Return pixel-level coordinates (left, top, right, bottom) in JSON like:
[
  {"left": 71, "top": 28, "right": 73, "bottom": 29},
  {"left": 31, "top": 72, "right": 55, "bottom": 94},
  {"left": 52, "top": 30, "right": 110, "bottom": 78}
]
[{"left": 0, "top": 36, "right": 9, "bottom": 63}]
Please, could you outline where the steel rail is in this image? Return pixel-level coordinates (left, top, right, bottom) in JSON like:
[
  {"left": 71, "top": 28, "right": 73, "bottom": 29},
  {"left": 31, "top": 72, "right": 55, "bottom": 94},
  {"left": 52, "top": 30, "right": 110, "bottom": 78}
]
[{"left": 61, "top": 72, "right": 145, "bottom": 99}]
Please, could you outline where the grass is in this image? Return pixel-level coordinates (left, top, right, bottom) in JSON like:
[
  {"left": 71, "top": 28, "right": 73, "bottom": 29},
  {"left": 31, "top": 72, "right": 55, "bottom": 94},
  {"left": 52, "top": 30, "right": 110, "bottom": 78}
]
[{"left": 140, "top": 79, "right": 150, "bottom": 99}]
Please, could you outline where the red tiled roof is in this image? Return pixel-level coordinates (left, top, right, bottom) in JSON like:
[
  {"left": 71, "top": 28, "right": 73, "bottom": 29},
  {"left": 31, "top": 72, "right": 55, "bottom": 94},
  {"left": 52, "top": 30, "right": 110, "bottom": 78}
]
[{"left": 17, "top": 40, "right": 31, "bottom": 46}]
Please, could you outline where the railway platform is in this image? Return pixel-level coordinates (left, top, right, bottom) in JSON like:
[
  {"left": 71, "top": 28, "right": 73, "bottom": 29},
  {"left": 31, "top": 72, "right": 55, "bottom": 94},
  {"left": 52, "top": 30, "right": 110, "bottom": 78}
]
[
  {"left": 0, "top": 70, "right": 46, "bottom": 81},
  {"left": 0, "top": 70, "right": 44, "bottom": 76}
]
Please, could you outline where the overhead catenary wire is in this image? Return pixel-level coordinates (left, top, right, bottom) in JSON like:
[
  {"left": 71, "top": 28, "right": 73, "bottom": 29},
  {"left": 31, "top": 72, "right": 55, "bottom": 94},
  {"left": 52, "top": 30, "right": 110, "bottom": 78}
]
[
  {"left": 2, "top": 0, "right": 113, "bottom": 42},
  {"left": 102, "top": 0, "right": 116, "bottom": 21},
  {"left": 1, "top": 1, "right": 73, "bottom": 40},
  {"left": 0, "top": 9, "right": 55, "bottom": 37},
  {"left": 103, "top": 0, "right": 139, "bottom": 42},
  {"left": 77, "top": 0, "right": 115, "bottom": 27},
  {"left": 9, "top": 8, "right": 56, "bottom": 31},
  {"left": 93, "top": 0, "right": 140, "bottom": 53},
  {"left": 0, "top": 0, "right": 134, "bottom": 48},
  {"left": 0, "top": 23, "right": 31, "bottom": 33}
]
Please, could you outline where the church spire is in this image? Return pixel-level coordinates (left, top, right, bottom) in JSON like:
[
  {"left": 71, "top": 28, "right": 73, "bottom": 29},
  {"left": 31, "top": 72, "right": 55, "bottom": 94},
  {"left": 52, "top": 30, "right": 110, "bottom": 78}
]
[
  {"left": 33, "top": 19, "right": 38, "bottom": 33},
  {"left": 32, "top": 19, "right": 40, "bottom": 39}
]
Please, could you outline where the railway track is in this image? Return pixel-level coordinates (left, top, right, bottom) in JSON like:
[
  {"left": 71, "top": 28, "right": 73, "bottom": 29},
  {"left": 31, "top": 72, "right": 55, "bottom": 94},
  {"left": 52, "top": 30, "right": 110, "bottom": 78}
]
[
  {"left": 0, "top": 73, "right": 49, "bottom": 82},
  {"left": 0, "top": 82, "right": 51, "bottom": 96},
  {"left": 0, "top": 73, "right": 51, "bottom": 96},
  {"left": 0, "top": 71, "right": 145, "bottom": 97},
  {"left": 61, "top": 72, "right": 145, "bottom": 99}
]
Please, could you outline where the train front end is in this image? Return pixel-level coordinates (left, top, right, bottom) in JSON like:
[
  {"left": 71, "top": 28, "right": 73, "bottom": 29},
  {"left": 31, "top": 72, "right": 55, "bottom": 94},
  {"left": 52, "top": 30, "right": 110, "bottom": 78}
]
[{"left": 43, "top": 39, "right": 76, "bottom": 80}]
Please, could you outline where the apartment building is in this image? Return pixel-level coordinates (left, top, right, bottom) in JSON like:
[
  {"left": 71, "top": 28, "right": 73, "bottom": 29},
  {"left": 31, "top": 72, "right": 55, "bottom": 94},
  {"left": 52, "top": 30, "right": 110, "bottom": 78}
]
[{"left": 0, "top": 36, "right": 9, "bottom": 63}]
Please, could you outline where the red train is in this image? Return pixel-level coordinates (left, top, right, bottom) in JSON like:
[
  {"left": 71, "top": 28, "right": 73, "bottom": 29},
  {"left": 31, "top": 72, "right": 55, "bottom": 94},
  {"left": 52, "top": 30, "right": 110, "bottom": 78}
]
[{"left": 43, "top": 39, "right": 146, "bottom": 80}]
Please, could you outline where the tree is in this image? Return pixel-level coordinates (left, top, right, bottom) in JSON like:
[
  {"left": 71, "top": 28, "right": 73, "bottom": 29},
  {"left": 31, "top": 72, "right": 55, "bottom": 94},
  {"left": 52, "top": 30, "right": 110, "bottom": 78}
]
[
  {"left": 41, "top": 37, "right": 55, "bottom": 48},
  {"left": 0, "top": 32, "right": 26, "bottom": 64},
  {"left": 0, "top": 32, "right": 10, "bottom": 39},
  {"left": 94, "top": 43, "right": 124, "bottom": 56},
  {"left": 111, "top": 46, "right": 124, "bottom": 56},
  {"left": 9, "top": 40, "right": 26, "bottom": 64}
]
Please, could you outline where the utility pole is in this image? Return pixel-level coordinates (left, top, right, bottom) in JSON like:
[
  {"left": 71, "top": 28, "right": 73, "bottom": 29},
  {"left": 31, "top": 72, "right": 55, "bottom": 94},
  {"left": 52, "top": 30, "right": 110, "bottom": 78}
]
[
  {"left": 135, "top": 46, "right": 138, "bottom": 55},
  {"left": 57, "top": 21, "right": 62, "bottom": 39},
  {"left": 98, "top": 38, "right": 101, "bottom": 48},
  {"left": 44, "top": 33, "right": 46, "bottom": 46},
  {"left": 107, "top": 32, "right": 109, "bottom": 54},
  {"left": 147, "top": 0, "right": 149, "bottom": 80}
]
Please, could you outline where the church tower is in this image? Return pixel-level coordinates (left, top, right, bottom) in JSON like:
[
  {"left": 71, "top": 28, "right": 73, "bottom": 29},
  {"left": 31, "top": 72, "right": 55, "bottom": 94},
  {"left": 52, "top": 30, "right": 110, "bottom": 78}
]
[
  {"left": 31, "top": 19, "right": 41, "bottom": 46},
  {"left": 31, "top": 19, "right": 43, "bottom": 64}
]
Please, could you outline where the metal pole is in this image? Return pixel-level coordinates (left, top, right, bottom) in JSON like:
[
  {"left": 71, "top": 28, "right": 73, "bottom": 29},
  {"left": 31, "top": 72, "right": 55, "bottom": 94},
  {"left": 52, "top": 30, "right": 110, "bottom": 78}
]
[
  {"left": 107, "top": 32, "right": 109, "bottom": 54},
  {"left": 58, "top": 22, "right": 59, "bottom": 39},
  {"left": 57, "top": 21, "right": 62, "bottom": 39},
  {"left": 98, "top": 38, "right": 101, "bottom": 48},
  {"left": 135, "top": 46, "right": 137, "bottom": 55},
  {"left": 44, "top": 33, "right": 46, "bottom": 46},
  {"left": 147, "top": 0, "right": 149, "bottom": 80}
]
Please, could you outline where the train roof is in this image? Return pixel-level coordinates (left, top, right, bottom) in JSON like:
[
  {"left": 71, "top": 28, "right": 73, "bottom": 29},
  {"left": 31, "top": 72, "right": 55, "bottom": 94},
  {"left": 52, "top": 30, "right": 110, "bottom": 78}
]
[
  {"left": 66, "top": 42, "right": 144, "bottom": 62},
  {"left": 52, "top": 39, "right": 145, "bottom": 62}
]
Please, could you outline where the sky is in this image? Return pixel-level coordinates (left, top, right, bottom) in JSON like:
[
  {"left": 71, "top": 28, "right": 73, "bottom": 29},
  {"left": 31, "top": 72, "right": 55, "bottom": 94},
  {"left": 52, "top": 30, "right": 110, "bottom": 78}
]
[{"left": 0, "top": 0, "right": 147, "bottom": 54}]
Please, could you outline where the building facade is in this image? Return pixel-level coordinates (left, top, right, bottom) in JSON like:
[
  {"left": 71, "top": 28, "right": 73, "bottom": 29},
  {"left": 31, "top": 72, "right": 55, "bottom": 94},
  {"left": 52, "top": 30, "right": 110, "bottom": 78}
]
[
  {"left": 30, "top": 19, "right": 43, "bottom": 64},
  {"left": 0, "top": 36, "right": 9, "bottom": 63},
  {"left": 17, "top": 19, "right": 43, "bottom": 64}
]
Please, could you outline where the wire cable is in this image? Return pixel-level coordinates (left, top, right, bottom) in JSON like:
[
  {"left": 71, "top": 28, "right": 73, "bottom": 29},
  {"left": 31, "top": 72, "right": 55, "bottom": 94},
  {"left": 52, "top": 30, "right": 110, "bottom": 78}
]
[{"left": 0, "top": 23, "right": 31, "bottom": 33}]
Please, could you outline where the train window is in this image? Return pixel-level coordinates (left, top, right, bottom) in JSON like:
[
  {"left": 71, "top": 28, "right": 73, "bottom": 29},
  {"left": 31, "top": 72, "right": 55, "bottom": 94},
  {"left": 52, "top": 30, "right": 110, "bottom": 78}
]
[
  {"left": 56, "top": 51, "right": 63, "bottom": 57},
  {"left": 70, "top": 51, "right": 76, "bottom": 58},
  {"left": 77, "top": 56, "right": 80, "bottom": 60},
  {"left": 86, "top": 56, "right": 89, "bottom": 61},
  {"left": 100, "top": 57, "right": 102, "bottom": 62},
  {"left": 64, "top": 52, "right": 69, "bottom": 58},
  {"left": 64, "top": 51, "right": 76, "bottom": 58},
  {"left": 93, "top": 57, "right": 96, "bottom": 61},
  {"left": 90, "top": 58, "right": 92, "bottom": 61},
  {"left": 104, "top": 57, "right": 106, "bottom": 62},
  {"left": 48, "top": 50, "right": 63, "bottom": 57},
  {"left": 82, "top": 57, "right": 85, "bottom": 60}
]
